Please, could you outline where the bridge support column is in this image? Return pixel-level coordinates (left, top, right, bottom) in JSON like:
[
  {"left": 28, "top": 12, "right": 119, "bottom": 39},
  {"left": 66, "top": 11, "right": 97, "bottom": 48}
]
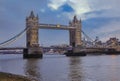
[
  {"left": 69, "top": 29, "right": 75, "bottom": 47},
  {"left": 23, "top": 11, "right": 43, "bottom": 58},
  {"left": 69, "top": 16, "right": 82, "bottom": 47},
  {"left": 75, "top": 24, "right": 82, "bottom": 47},
  {"left": 23, "top": 47, "right": 42, "bottom": 58},
  {"left": 65, "top": 16, "right": 86, "bottom": 56}
]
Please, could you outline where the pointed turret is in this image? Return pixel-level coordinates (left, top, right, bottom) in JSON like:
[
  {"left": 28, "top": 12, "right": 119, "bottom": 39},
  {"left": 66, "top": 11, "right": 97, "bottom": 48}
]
[
  {"left": 73, "top": 15, "right": 78, "bottom": 23},
  {"left": 29, "top": 11, "right": 35, "bottom": 18}
]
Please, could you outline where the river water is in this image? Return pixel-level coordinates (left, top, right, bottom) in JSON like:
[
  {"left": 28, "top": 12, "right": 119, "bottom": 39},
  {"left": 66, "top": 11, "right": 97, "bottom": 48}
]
[{"left": 0, "top": 54, "right": 120, "bottom": 81}]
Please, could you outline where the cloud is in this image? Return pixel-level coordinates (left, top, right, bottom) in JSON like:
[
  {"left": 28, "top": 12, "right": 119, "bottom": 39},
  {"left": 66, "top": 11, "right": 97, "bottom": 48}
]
[
  {"left": 68, "top": 0, "right": 91, "bottom": 15},
  {"left": 48, "top": 0, "right": 66, "bottom": 10},
  {"left": 94, "top": 21, "right": 120, "bottom": 34},
  {"left": 60, "top": 3, "right": 74, "bottom": 12},
  {"left": 48, "top": 0, "right": 120, "bottom": 20},
  {"left": 40, "top": 9, "right": 45, "bottom": 13},
  {"left": 85, "top": 0, "right": 120, "bottom": 19},
  {"left": 48, "top": 0, "right": 91, "bottom": 19}
]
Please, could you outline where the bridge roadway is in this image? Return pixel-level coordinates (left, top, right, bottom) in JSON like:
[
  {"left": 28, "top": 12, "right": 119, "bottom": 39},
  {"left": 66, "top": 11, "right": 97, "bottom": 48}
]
[
  {"left": 0, "top": 47, "right": 26, "bottom": 50},
  {"left": 39, "top": 23, "right": 76, "bottom": 30},
  {"left": 0, "top": 47, "right": 67, "bottom": 50},
  {"left": 0, "top": 46, "right": 114, "bottom": 50},
  {"left": 0, "top": 47, "right": 64, "bottom": 50},
  {"left": 85, "top": 47, "right": 114, "bottom": 49}
]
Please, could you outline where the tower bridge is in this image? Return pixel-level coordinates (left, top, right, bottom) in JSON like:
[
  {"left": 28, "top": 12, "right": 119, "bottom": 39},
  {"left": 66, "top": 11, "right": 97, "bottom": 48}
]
[
  {"left": 0, "top": 11, "right": 120, "bottom": 58},
  {"left": 24, "top": 11, "right": 82, "bottom": 58}
]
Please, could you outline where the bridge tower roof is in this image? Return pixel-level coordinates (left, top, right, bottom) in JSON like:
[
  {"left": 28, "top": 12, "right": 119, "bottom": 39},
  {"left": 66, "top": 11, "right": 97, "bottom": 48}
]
[
  {"left": 73, "top": 15, "right": 78, "bottom": 23},
  {"left": 29, "top": 11, "right": 35, "bottom": 18}
]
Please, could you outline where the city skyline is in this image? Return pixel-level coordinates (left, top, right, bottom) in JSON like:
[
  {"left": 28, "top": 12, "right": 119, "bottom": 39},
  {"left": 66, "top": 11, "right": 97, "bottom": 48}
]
[{"left": 0, "top": 0, "right": 120, "bottom": 47}]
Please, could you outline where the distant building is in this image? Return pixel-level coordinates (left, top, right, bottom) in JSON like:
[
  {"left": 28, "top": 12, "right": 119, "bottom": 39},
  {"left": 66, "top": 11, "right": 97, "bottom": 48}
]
[
  {"left": 94, "top": 36, "right": 102, "bottom": 47},
  {"left": 106, "top": 37, "right": 119, "bottom": 47}
]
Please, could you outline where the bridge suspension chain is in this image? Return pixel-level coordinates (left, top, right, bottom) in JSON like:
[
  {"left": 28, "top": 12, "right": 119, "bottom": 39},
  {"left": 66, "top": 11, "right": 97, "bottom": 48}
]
[
  {"left": 81, "top": 30, "right": 107, "bottom": 48},
  {"left": 0, "top": 28, "right": 28, "bottom": 47},
  {"left": 0, "top": 27, "right": 98, "bottom": 47},
  {"left": 81, "top": 30, "right": 94, "bottom": 42}
]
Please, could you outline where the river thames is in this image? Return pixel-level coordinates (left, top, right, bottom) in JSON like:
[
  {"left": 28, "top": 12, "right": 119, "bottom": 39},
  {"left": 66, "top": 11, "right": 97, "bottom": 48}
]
[{"left": 0, "top": 54, "right": 120, "bottom": 81}]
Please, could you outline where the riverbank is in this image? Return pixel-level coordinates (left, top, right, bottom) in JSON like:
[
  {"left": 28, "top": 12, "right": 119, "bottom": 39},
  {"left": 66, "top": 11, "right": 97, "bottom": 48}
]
[{"left": 0, "top": 72, "right": 36, "bottom": 81}]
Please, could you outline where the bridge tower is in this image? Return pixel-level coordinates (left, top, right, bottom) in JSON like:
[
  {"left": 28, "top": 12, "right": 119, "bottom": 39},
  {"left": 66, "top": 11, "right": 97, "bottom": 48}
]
[
  {"left": 23, "top": 11, "right": 42, "bottom": 58},
  {"left": 69, "top": 16, "right": 82, "bottom": 47}
]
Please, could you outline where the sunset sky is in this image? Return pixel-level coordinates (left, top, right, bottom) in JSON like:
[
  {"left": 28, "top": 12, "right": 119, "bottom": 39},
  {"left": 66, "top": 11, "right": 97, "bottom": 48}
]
[{"left": 0, "top": 0, "right": 120, "bottom": 47}]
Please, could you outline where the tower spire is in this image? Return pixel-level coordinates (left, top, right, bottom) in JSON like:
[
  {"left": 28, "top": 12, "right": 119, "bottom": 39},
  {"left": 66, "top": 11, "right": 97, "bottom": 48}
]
[
  {"left": 73, "top": 15, "right": 78, "bottom": 23},
  {"left": 29, "top": 11, "right": 35, "bottom": 18}
]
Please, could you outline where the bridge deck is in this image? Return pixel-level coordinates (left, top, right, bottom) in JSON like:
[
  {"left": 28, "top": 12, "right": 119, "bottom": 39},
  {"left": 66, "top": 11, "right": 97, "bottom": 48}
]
[
  {"left": 0, "top": 47, "right": 114, "bottom": 50},
  {"left": 85, "top": 47, "right": 114, "bottom": 49},
  {"left": 0, "top": 47, "right": 25, "bottom": 50}
]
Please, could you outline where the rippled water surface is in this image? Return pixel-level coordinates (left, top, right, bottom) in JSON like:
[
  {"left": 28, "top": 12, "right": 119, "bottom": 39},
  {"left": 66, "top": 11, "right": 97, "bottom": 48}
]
[{"left": 0, "top": 54, "right": 120, "bottom": 81}]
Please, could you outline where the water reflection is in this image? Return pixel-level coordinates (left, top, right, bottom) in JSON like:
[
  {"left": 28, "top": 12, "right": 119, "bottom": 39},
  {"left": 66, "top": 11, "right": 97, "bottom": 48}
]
[
  {"left": 68, "top": 57, "right": 84, "bottom": 81},
  {"left": 1, "top": 54, "right": 120, "bottom": 81},
  {"left": 24, "top": 59, "right": 42, "bottom": 81}
]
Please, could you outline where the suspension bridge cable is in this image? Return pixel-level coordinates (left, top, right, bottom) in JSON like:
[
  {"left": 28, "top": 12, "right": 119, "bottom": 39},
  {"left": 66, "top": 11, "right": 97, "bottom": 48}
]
[
  {"left": 0, "top": 28, "right": 28, "bottom": 47},
  {"left": 0, "top": 31, "right": 24, "bottom": 47},
  {"left": 0, "top": 28, "right": 96, "bottom": 47},
  {"left": 0, "top": 28, "right": 27, "bottom": 46},
  {"left": 81, "top": 30, "right": 94, "bottom": 42}
]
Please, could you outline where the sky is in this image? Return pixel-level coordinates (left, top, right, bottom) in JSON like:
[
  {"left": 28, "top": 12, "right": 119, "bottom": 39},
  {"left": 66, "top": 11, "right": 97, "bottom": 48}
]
[{"left": 0, "top": 0, "right": 120, "bottom": 47}]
